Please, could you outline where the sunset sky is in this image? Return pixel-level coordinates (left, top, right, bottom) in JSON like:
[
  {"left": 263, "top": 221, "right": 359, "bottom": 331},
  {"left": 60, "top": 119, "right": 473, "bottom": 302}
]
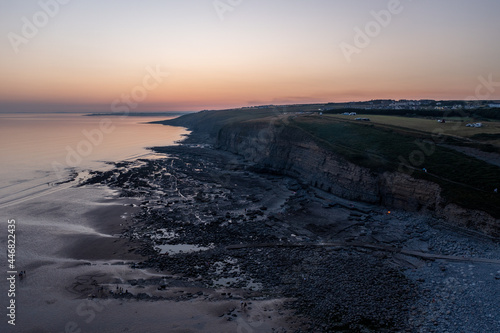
[{"left": 1, "top": 0, "right": 500, "bottom": 112}]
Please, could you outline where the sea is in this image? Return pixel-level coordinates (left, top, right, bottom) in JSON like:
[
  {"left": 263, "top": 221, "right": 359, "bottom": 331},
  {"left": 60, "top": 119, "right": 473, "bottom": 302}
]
[
  {"left": 0, "top": 112, "right": 189, "bottom": 331},
  {"left": 0, "top": 113, "right": 188, "bottom": 209}
]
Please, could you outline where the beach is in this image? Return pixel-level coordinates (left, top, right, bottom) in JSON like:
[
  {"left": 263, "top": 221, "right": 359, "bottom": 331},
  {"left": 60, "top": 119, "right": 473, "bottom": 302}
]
[
  {"left": 1, "top": 182, "right": 297, "bottom": 333},
  {"left": 2, "top": 115, "right": 500, "bottom": 332},
  {"left": 70, "top": 140, "right": 500, "bottom": 332},
  {"left": 0, "top": 114, "right": 298, "bottom": 332}
]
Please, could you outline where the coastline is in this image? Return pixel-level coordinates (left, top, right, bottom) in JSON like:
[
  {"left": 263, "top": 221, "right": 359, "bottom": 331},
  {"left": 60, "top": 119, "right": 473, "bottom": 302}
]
[
  {"left": 2, "top": 177, "right": 296, "bottom": 333},
  {"left": 157, "top": 111, "right": 500, "bottom": 235},
  {"left": 4, "top": 118, "right": 500, "bottom": 332},
  {"left": 91, "top": 123, "right": 499, "bottom": 332}
]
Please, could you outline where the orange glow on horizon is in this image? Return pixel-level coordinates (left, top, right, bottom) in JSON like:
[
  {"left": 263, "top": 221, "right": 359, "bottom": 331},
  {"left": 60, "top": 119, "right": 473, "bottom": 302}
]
[{"left": 1, "top": 1, "right": 499, "bottom": 112}]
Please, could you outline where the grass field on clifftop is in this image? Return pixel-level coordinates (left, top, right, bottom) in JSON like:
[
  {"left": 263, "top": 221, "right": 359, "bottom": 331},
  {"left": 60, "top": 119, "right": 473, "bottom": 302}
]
[
  {"left": 291, "top": 115, "right": 500, "bottom": 218},
  {"left": 326, "top": 114, "right": 500, "bottom": 146},
  {"left": 162, "top": 109, "right": 500, "bottom": 218}
]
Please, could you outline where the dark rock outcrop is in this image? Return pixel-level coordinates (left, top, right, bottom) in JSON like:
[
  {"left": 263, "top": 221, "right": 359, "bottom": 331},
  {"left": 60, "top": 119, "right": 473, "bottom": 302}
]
[{"left": 215, "top": 120, "right": 499, "bottom": 236}]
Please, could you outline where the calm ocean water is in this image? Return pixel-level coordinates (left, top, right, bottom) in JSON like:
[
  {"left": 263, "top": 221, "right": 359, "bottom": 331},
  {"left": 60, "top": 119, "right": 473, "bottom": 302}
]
[
  {"left": 0, "top": 113, "right": 188, "bottom": 208},
  {"left": 0, "top": 113, "right": 190, "bottom": 331}
]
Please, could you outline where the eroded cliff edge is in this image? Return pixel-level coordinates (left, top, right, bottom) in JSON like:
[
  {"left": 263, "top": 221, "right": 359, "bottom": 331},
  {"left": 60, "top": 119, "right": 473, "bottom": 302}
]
[{"left": 161, "top": 113, "right": 500, "bottom": 237}]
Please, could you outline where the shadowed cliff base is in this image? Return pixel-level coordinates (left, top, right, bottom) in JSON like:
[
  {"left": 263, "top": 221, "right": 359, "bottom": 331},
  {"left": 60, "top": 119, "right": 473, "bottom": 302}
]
[
  {"left": 82, "top": 142, "right": 500, "bottom": 332},
  {"left": 158, "top": 107, "right": 500, "bottom": 237}
]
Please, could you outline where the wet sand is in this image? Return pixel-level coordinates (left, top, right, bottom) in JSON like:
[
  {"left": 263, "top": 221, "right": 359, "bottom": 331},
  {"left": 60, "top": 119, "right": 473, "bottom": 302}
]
[
  {"left": 58, "top": 202, "right": 143, "bottom": 261},
  {"left": 3, "top": 139, "right": 500, "bottom": 332},
  {"left": 77, "top": 143, "right": 500, "bottom": 332},
  {"left": 1, "top": 179, "right": 296, "bottom": 333}
]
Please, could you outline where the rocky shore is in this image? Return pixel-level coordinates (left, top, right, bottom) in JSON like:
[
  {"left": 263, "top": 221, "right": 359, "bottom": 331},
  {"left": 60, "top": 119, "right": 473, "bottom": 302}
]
[{"left": 81, "top": 136, "right": 500, "bottom": 332}]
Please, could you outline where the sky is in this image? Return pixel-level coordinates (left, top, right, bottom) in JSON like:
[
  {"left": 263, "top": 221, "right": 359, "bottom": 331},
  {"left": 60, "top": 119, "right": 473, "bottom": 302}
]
[{"left": 1, "top": 0, "right": 500, "bottom": 112}]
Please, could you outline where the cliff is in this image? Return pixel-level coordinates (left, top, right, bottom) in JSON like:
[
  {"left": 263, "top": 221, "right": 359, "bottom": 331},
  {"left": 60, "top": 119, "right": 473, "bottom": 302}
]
[{"left": 160, "top": 112, "right": 500, "bottom": 237}]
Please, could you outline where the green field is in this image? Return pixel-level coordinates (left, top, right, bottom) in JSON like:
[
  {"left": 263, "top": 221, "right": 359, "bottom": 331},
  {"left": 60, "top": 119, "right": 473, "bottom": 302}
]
[
  {"left": 290, "top": 115, "right": 500, "bottom": 218},
  {"left": 326, "top": 114, "right": 500, "bottom": 146},
  {"left": 164, "top": 108, "right": 500, "bottom": 218}
]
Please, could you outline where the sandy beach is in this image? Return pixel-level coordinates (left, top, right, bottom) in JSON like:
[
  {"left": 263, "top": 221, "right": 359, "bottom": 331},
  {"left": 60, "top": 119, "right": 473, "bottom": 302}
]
[
  {"left": 72, "top": 141, "right": 500, "bottom": 332},
  {"left": 1, "top": 177, "right": 297, "bottom": 333},
  {"left": 1, "top": 135, "right": 500, "bottom": 332}
]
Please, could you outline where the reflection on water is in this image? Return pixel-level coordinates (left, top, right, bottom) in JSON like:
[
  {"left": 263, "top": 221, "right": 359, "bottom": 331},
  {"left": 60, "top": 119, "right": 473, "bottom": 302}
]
[
  {"left": 0, "top": 113, "right": 190, "bottom": 332},
  {"left": 0, "top": 113, "right": 189, "bottom": 207}
]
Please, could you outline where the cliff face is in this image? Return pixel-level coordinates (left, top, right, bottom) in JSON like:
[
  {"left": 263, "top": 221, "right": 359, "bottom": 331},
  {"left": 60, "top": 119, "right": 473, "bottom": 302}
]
[{"left": 216, "top": 121, "right": 500, "bottom": 236}]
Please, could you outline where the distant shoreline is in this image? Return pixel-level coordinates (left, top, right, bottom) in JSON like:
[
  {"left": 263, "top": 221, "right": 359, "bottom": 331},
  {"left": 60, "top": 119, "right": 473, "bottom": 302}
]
[{"left": 84, "top": 112, "right": 195, "bottom": 117}]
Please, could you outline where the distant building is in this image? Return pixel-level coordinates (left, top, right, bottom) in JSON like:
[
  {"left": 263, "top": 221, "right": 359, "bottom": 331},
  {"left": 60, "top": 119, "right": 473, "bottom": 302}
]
[{"left": 489, "top": 104, "right": 500, "bottom": 108}]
